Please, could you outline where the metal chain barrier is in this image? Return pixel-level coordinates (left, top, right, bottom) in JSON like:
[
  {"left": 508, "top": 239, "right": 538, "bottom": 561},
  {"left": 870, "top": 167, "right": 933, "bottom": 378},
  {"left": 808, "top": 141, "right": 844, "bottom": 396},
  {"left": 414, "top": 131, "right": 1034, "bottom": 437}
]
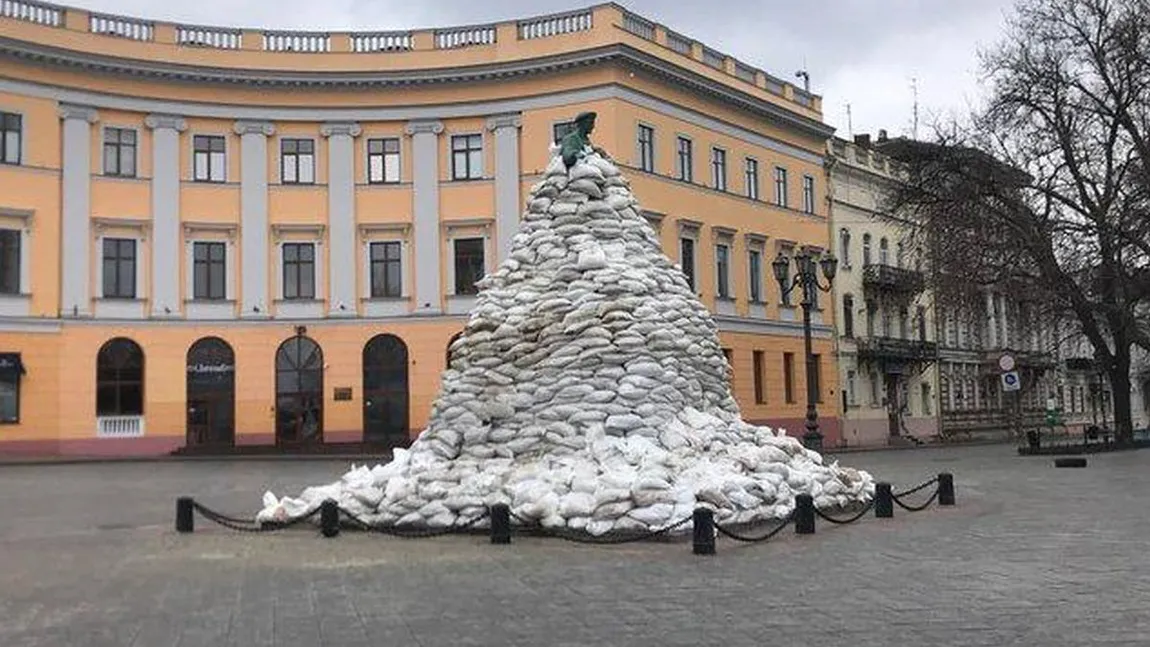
[
  {"left": 192, "top": 501, "right": 321, "bottom": 533},
  {"left": 893, "top": 477, "right": 939, "bottom": 498},
  {"left": 814, "top": 499, "right": 875, "bottom": 525},
  {"left": 714, "top": 511, "right": 795, "bottom": 542},
  {"left": 892, "top": 488, "right": 939, "bottom": 512},
  {"left": 508, "top": 510, "right": 693, "bottom": 544},
  {"left": 338, "top": 506, "right": 490, "bottom": 538}
]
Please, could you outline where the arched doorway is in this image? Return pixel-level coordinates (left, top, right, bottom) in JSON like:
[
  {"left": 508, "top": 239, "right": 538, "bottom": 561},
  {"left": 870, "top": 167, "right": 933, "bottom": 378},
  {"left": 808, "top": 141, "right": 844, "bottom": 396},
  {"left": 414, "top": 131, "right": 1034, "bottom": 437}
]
[
  {"left": 363, "top": 334, "right": 409, "bottom": 445},
  {"left": 275, "top": 335, "right": 324, "bottom": 445},
  {"left": 185, "top": 337, "right": 235, "bottom": 447},
  {"left": 96, "top": 337, "right": 144, "bottom": 421}
]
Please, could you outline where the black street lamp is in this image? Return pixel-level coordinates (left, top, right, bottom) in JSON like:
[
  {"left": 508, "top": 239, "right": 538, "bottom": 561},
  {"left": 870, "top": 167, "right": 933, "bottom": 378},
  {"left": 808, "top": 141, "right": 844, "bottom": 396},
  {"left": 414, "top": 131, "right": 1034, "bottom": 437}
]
[{"left": 773, "top": 249, "right": 838, "bottom": 450}]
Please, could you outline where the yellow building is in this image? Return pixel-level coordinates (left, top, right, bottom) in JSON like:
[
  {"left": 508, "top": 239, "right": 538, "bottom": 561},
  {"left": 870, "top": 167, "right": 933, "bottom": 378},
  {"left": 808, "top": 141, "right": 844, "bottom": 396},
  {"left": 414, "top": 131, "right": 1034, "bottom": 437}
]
[{"left": 0, "top": 2, "right": 840, "bottom": 456}]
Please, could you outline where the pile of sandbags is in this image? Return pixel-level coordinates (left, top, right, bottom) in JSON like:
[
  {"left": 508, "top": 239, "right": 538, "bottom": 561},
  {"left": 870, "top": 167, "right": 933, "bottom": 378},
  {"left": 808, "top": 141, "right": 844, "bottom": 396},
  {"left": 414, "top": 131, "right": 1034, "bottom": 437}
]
[{"left": 256, "top": 146, "right": 874, "bottom": 534}]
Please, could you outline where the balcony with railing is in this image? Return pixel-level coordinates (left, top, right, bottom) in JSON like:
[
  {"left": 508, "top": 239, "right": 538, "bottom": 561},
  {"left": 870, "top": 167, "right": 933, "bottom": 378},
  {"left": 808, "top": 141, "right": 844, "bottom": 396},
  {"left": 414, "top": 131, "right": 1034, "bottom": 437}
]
[
  {"left": 980, "top": 349, "right": 1058, "bottom": 372},
  {"left": 856, "top": 336, "right": 939, "bottom": 364},
  {"left": 0, "top": 0, "right": 820, "bottom": 114},
  {"left": 862, "top": 263, "right": 926, "bottom": 295},
  {"left": 97, "top": 415, "right": 145, "bottom": 438}
]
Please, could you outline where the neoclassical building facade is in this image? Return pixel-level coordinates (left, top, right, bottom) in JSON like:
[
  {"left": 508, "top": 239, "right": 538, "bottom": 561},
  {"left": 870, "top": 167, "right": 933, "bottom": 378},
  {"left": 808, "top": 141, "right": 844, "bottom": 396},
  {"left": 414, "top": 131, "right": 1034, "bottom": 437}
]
[{"left": 0, "top": 2, "right": 841, "bottom": 455}]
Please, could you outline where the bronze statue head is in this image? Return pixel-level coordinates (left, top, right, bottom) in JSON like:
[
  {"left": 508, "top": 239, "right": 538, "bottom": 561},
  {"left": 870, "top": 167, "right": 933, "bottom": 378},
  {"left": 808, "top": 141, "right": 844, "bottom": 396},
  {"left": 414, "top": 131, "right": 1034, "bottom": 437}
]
[{"left": 574, "top": 111, "right": 597, "bottom": 134}]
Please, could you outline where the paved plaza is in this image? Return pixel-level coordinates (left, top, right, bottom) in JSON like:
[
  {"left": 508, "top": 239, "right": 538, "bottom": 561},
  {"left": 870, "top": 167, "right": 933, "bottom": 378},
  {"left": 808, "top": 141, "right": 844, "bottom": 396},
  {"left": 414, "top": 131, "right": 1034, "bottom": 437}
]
[{"left": 0, "top": 444, "right": 1148, "bottom": 646}]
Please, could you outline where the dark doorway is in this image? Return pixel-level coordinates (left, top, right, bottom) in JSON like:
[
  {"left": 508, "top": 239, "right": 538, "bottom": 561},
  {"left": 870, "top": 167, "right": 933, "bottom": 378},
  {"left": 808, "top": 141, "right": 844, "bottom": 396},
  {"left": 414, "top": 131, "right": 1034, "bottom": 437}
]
[
  {"left": 275, "top": 335, "right": 324, "bottom": 445},
  {"left": 363, "top": 334, "right": 409, "bottom": 445},
  {"left": 186, "top": 337, "right": 235, "bottom": 447},
  {"left": 885, "top": 374, "right": 901, "bottom": 437}
]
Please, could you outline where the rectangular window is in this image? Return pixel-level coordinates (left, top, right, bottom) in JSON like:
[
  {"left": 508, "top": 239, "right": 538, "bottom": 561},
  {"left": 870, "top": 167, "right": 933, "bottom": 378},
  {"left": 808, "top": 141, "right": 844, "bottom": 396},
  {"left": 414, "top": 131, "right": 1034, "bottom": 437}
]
[
  {"left": 453, "top": 237, "right": 485, "bottom": 295},
  {"left": 370, "top": 241, "right": 402, "bottom": 298},
  {"left": 847, "top": 370, "right": 857, "bottom": 406},
  {"left": 103, "top": 127, "right": 137, "bottom": 178},
  {"left": 843, "top": 295, "right": 855, "bottom": 337},
  {"left": 280, "top": 139, "right": 315, "bottom": 184},
  {"left": 917, "top": 306, "right": 927, "bottom": 341},
  {"left": 192, "top": 241, "right": 226, "bottom": 300},
  {"left": 0, "top": 354, "right": 21, "bottom": 423},
  {"left": 553, "top": 122, "right": 576, "bottom": 144},
  {"left": 367, "top": 138, "right": 400, "bottom": 184},
  {"left": 282, "top": 242, "right": 316, "bottom": 300},
  {"left": 745, "top": 158, "right": 759, "bottom": 200},
  {"left": 0, "top": 229, "right": 19, "bottom": 295},
  {"left": 101, "top": 238, "right": 136, "bottom": 299},
  {"left": 715, "top": 243, "right": 730, "bottom": 298},
  {"left": 748, "top": 249, "right": 762, "bottom": 302},
  {"left": 922, "top": 383, "right": 932, "bottom": 416},
  {"left": 710, "top": 147, "right": 727, "bottom": 191},
  {"left": 451, "top": 134, "right": 483, "bottom": 180},
  {"left": 802, "top": 175, "right": 816, "bottom": 214},
  {"left": 812, "top": 354, "right": 823, "bottom": 403},
  {"left": 753, "top": 350, "right": 765, "bottom": 404},
  {"left": 192, "top": 135, "right": 226, "bottom": 183},
  {"left": 783, "top": 352, "right": 795, "bottom": 403},
  {"left": 676, "top": 136, "right": 693, "bottom": 182},
  {"left": 679, "top": 237, "right": 696, "bottom": 291},
  {"left": 774, "top": 166, "right": 788, "bottom": 207},
  {"left": 637, "top": 124, "right": 654, "bottom": 172},
  {"left": 1, "top": 112, "right": 22, "bottom": 165}
]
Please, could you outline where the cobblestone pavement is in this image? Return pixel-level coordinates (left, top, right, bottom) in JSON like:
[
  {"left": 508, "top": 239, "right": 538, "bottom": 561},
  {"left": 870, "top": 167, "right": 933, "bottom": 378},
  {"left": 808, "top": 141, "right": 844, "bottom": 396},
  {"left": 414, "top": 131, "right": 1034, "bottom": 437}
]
[{"left": 1, "top": 444, "right": 1148, "bottom": 646}]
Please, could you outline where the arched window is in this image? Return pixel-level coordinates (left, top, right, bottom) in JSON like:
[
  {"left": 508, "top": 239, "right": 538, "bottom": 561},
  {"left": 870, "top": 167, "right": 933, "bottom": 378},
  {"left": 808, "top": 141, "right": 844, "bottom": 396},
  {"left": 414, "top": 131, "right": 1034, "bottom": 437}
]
[
  {"left": 879, "top": 237, "right": 889, "bottom": 265},
  {"left": 363, "top": 334, "right": 410, "bottom": 444},
  {"left": 275, "top": 335, "right": 323, "bottom": 444},
  {"left": 839, "top": 228, "right": 851, "bottom": 267},
  {"left": 186, "top": 337, "right": 235, "bottom": 447},
  {"left": 862, "top": 233, "right": 872, "bottom": 266},
  {"left": 96, "top": 338, "right": 144, "bottom": 416}
]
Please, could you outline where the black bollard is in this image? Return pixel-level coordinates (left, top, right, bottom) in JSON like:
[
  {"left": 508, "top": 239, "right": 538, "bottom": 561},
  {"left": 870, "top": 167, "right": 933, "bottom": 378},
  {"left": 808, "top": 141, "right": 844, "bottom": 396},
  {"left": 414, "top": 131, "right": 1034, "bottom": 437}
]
[
  {"left": 794, "top": 493, "right": 815, "bottom": 535},
  {"left": 176, "top": 496, "right": 194, "bottom": 533},
  {"left": 490, "top": 504, "right": 511, "bottom": 544},
  {"left": 320, "top": 499, "right": 340, "bottom": 538},
  {"left": 692, "top": 508, "right": 715, "bottom": 556},
  {"left": 937, "top": 473, "right": 956, "bottom": 506},
  {"left": 874, "top": 483, "right": 893, "bottom": 518}
]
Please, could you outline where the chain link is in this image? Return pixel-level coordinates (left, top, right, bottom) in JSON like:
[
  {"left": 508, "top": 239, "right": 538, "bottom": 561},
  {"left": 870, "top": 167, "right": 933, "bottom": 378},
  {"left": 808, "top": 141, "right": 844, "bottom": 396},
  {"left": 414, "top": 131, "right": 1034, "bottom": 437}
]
[
  {"left": 338, "top": 507, "right": 490, "bottom": 538},
  {"left": 192, "top": 502, "right": 321, "bottom": 533},
  {"left": 892, "top": 489, "right": 939, "bottom": 512},
  {"left": 893, "top": 477, "right": 939, "bottom": 498},
  {"left": 814, "top": 499, "right": 875, "bottom": 525},
  {"left": 714, "top": 511, "right": 795, "bottom": 542},
  {"left": 508, "top": 511, "right": 693, "bottom": 544}
]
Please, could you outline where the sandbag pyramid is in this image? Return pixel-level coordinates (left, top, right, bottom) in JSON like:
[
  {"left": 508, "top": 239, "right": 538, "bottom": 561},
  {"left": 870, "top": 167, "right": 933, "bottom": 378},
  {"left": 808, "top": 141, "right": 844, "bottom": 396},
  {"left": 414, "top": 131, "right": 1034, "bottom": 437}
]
[{"left": 256, "top": 144, "right": 875, "bottom": 535}]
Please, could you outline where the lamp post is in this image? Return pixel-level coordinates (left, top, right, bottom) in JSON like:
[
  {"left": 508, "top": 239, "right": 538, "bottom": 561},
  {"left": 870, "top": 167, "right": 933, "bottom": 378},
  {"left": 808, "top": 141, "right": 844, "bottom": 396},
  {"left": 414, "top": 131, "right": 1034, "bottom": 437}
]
[{"left": 773, "top": 250, "right": 838, "bottom": 451}]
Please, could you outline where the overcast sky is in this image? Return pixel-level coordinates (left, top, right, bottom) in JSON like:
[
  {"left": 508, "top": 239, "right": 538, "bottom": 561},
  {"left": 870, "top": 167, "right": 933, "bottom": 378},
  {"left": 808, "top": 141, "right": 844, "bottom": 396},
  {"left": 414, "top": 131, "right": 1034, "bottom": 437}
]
[{"left": 66, "top": 0, "right": 1018, "bottom": 139}]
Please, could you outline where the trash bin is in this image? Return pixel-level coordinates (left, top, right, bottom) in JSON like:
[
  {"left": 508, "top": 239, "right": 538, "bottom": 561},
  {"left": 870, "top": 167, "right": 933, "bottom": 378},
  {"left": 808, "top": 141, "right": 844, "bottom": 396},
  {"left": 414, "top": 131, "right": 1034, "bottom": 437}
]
[{"left": 1026, "top": 429, "right": 1040, "bottom": 450}]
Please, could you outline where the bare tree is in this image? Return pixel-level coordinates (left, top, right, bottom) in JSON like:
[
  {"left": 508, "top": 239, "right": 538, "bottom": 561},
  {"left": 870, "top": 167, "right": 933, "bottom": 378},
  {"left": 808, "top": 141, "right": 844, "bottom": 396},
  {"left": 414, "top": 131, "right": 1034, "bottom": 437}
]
[{"left": 881, "top": 0, "right": 1150, "bottom": 442}]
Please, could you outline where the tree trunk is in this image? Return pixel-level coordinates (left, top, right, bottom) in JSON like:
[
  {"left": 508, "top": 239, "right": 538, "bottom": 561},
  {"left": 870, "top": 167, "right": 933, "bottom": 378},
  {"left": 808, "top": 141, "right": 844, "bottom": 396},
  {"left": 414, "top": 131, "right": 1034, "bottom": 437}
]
[{"left": 1110, "top": 349, "right": 1134, "bottom": 445}]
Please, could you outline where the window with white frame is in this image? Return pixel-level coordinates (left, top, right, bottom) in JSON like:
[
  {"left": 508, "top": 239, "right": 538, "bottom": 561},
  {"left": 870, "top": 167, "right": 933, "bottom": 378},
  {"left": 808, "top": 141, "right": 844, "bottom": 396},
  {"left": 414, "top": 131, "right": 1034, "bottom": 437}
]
[
  {"left": 862, "top": 233, "right": 872, "bottom": 265},
  {"left": 715, "top": 242, "right": 731, "bottom": 298},
  {"left": 280, "top": 139, "right": 316, "bottom": 184},
  {"left": 840, "top": 228, "right": 851, "bottom": 267},
  {"left": 879, "top": 237, "right": 889, "bottom": 264},
  {"left": 710, "top": 147, "right": 727, "bottom": 191},
  {"left": 748, "top": 248, "right": 762, "bottom": 302},
  {"left": 192, "top": 241, "right": 226, "bottom": 300},
  {"left": 0, "top": 112, "right": 20, "bottom": 165},
  {"left": 847, "top": 369, "right": 857, "bottom": 406},
  {"left": 637, "top": 124, "right": 654, "bottom": 172},
  {"left": 451, "top": 134, "right": 483, "bottom": 180},
  {"left": 103, "top": 127, "right": 137, "bottom": 178},
  {"left": 774, "top": 166, "right": 788, "bottom": 207},
  {"left": 801, "top": 174, "right": 815, "bottom": 214},
  {"left": 282, "top": 242, "right": 316, "bottom": 299},
  {"left": 369, "top": 241, "right": 402, "bottom": 298},
  {"left": 0, "top": 229, "right": 19, "bottom": 295},
  {"left": 552, "top": 122, "right": 576, "bottom": 144},
  {"left": 745, "top": 158, "right": 759, "bottom": 200},
  {"left": 678, "top": 227, "right": 698, "bottom": 292},
  {"left": 101, "top": 238, "right": 137, "bottom": 299},
  {"left": 192, "top": 135, "right": 226, "bottom": 183},
  {"left": 453, "top": 237, "right": 485, "bottom": 295},
  {"left": 367, "top": 138, "right": 400, "bottom": 184},
  {"left": 676, "top": 136, "right": 693, "bottom": 182}
]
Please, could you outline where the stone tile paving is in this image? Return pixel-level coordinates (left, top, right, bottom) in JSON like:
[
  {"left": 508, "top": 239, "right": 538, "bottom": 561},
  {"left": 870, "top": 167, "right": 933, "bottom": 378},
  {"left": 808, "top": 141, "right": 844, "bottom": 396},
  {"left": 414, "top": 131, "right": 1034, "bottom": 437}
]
[{"left": 0, "top": 445, "right": 1148, "bottom": 646}]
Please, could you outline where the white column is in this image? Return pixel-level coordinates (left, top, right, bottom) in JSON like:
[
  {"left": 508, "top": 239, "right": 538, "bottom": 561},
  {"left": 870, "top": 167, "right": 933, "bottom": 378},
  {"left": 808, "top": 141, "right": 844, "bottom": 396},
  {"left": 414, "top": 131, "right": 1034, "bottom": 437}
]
[
  {"left": 145, "top": 114, "right": 186, "bottom": 317},
  {"left": 985, "top": 291, "right": 997, "bottom": 348},
  {"left": 486, "top": 113, "right": 522, "bottom": 263},
  {"left": 405, "top": 119, "right": 444, "bottom": 315},
  {"left": 58, "top": 104, "right": 98, "bottom": 317},
  {"left": 999, "top": 295, "right": 1010, "bottom": 349},
  {"left": 321, "top": 122, "right": 361, "bottom": 317},
  {"left": 234, "top": 120, "right": 275, "bottom": 318}
]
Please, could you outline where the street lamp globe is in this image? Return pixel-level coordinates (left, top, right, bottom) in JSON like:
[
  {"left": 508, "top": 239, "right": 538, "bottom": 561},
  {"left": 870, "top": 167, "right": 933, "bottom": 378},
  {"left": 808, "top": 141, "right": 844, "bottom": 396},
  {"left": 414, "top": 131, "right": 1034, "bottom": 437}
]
[
  {"left": 772, "top": 253, "right": 791, "bottom": 286},
  {"left": 819, "top": 253, "right": 839, "bottom": 281}
]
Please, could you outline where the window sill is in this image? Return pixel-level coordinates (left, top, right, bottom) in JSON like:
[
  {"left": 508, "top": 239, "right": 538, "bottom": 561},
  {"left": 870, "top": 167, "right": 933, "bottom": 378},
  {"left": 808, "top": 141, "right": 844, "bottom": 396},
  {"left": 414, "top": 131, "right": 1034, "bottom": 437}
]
[
  {"left": 446, "top": 294, "right": 477, "bottom": 315},
  {"left": 94, "top": 298, "right": 145, "bottom": 319},
  {"left": 362, "top": 297, "right": 410, "bottom": 318},
  {"left": 185, "top": 299, "right": 235, "bottom": 320},
  {"left": 0, "top": 293, "right": 30, "bottom": 317},
  {"left": 275, "top": 299, "right": 324, "bottom": 319},
  {"left": 715, "top": 297, "right": 736, "bottom": 316},
  {"left": 444, "top": 177, "right": 491, "bottom": 184}
]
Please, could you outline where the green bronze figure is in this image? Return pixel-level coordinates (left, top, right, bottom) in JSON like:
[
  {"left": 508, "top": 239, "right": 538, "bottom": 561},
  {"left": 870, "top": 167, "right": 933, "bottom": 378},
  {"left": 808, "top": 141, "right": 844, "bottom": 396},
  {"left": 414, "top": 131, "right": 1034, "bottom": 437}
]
[{"left": 559, "top": 111, "right": 605, "bottom": 169}]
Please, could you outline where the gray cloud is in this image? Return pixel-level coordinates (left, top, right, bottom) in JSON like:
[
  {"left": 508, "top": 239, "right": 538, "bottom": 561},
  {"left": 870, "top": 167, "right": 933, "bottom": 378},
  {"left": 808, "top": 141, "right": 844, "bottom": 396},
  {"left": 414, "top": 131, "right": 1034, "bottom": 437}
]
[{"left": 65, "top": 0, "right": 1017, "bottom": 138}]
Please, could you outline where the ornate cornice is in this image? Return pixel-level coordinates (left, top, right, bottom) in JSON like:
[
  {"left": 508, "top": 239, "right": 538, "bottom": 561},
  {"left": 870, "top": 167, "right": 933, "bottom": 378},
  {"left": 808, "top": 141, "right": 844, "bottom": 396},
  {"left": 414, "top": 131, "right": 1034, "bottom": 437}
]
[
  {"left": 144, "top": 113, "right": 187, "bottom": 131},
  {"left": 0, "top": 36, "right": 833, "bottom": 140},
  {"left": 234, "top": 120, "right": 275, "bottom": 136},
  {"left": 57, "top": 103, "right": 98, "bottom": 123},
  {"left": 485, "top": 114, "right": 522, "bottom": 131},
  {"left": 320, "top": 122, "right": 362, "bottom": 138},
  {"left": 404, "top": 120, "right": 444, "bottom": 136}
]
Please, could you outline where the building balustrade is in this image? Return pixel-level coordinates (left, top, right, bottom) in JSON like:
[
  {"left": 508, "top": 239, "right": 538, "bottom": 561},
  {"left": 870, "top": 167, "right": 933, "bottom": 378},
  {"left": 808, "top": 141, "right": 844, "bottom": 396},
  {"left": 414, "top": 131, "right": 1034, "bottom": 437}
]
[
  {"left": 861, "top": 263, "right": 926, "bottom": 295},
  {"left": 856, "top": 336, "right": 938, "bottom": 364},
  {"left": 96, "top": 415, "right": 145, "bottom": 438}
]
